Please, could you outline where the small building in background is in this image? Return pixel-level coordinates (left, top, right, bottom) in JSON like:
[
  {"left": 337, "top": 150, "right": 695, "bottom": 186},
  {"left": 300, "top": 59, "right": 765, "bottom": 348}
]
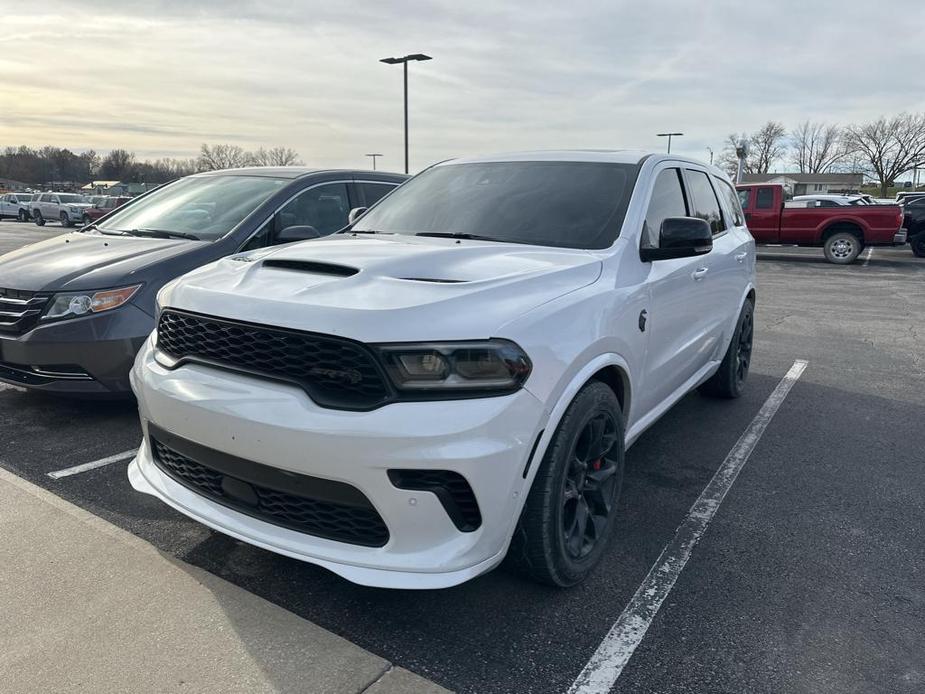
[
  {"left": 0, "top": 177, "right": 30, "bottom": 192},
  {"left": 740, "top": 173, "right": 864, "bottom": 196}
]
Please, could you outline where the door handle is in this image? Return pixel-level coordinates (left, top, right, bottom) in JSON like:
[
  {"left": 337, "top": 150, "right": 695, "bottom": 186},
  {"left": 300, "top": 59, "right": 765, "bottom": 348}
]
[
  {"left": 691, "top": 267, "right": 708, "bottom": 281},
  {"left": 735, "top": 252, "right": 748, "bottom": 263}
]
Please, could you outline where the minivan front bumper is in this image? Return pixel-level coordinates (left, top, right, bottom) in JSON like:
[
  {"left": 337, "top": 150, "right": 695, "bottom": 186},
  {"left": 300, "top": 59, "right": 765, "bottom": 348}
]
[
  {"left": 0, "top": 304, "right": 152, "bottom": 395},
  {"left": 129, "top": 339, "right": 546, "bottom": 588}
]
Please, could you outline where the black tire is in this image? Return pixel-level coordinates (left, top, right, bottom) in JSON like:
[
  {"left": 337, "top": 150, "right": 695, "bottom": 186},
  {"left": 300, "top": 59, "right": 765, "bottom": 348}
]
[
  {"left": 911, "top": 234, "right": 925, "bottom": 258},
  {"left": 60, "top": 212, "right": 73, "bottom": 228},
  {"left": 700, "top": 299, "right": 754, "bottom": 399},
  {"left": 81, "top": 214, "right": 91, "bottom": 226},
  {"left": 507, "top": 381, "right": 625, "bottom": 587},
  {"left": 18, "top": 209, "right": 28, "bottom": 222},
  {"left": 34, "top": 211, "right": 45, "bottom": 226},
  {"left": 823, "top": 231, "right": 862, "bottom": 264}
]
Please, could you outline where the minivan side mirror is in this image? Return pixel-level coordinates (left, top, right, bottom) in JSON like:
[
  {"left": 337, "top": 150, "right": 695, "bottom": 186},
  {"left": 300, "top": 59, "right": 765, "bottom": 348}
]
[
  {"left": 277, "top": 225, "right": 321, "bottom": 244},
  {"left": 640, "top": 217, "right": 713, "bottom": 262},
  {"left": 348, "top": 207, "right": 368, "bottom": 225}
]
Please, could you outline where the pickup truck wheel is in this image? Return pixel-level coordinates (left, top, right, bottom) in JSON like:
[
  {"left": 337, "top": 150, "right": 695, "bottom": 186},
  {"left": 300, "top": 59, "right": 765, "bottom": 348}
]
[
  {"left": 18, "top": 209, "right": 28, "bottom": 222},
  {"left": 507, "top": 381, "right": 624, "bottom": 587},
  {"left": 824, "top": 232, "right": 862, "bottom": 264},
  {"left": 60, "top": 212, "right": 73, "bottom": 228},
  {"left": 911, "top": 234, "right": 925, "bottom": 258},
  {"left": 34, "top": 211, "right": 45, "bottom": 226},
  {"left": 699, "top": 299, "right": 754, "bottom": 399}
]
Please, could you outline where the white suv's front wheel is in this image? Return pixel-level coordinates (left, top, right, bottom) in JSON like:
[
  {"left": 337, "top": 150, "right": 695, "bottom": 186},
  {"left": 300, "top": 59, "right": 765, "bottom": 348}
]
[{"left": 508, "top": 381, "right": 625, "bottom": 587}]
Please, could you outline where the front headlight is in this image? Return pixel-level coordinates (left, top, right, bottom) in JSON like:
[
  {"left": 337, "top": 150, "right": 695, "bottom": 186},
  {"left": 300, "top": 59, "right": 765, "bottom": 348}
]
[
  {"left": 42, "top": 285, "right": 141, "bottom": 321},
  {"left": 376, "top": 340, "right": 531, "bottom": 396}
]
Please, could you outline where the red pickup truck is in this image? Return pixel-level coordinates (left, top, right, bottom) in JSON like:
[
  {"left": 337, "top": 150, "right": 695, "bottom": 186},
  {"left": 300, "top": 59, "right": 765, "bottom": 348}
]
[{"left": 736, "top": 184, "right": 906, "bottom": 264}]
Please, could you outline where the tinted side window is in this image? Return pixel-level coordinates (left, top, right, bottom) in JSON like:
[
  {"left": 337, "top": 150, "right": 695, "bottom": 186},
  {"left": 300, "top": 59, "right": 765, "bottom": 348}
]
[
  {"left": 359, "top": 183, "right": 397, "bottom": 207},
  {"left": 277, "top": 182, "right": 350, "bottom": 237},
  {"left": 642, "top": 168, "right": 688, "bottom": 249},
  {"left": 715, "top": 177, "right": 745, "bottom": 227},
  {"left": 756, "top": 187, "right": 775, "bottom": 209},
  {"left": 685, "top": 170, "right": 724, "bottom": 235}
]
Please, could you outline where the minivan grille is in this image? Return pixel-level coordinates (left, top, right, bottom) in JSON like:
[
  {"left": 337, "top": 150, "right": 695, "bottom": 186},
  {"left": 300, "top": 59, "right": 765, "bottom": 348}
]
[
  {"left": 150, "top": 436, "right": 390, "bottom": 547},
  {"left": 156, "top": 310, "right": 392, "bottom": 410},
  {"left": 0, "top": 289, "right": 51, "bottom": 335}
]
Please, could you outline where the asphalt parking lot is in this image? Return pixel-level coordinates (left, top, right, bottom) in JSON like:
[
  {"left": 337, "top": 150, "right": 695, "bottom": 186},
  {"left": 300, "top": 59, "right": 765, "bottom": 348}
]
[{"left": 1, "top": 219, "right": 923, "bottom": 693}]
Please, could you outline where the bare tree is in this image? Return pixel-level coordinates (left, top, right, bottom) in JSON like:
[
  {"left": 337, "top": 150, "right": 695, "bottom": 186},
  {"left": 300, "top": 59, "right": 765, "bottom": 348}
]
[
  {"left": 197, "top": 143, "right": 251, "bottom": 170},
  {"left": 844, "top": 113, "right": 925, "bottom": 196},
  {"left": 251, "top": 146, "right": 302, "bottom": 167},
  {"left": 749, "top": 121, "right": 787, "bottom": 174},
  {"left": 790, "top": 121, "right": 845, "bottom": 173}
]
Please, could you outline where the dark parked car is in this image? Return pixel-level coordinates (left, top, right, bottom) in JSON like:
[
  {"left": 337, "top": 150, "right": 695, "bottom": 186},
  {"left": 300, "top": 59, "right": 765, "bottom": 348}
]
[
  {"left": 902, "top": 196, "right": 925, "bottom": 257},
  {"left": 0, "top": 167, "right": 406, "bottom": 395}
]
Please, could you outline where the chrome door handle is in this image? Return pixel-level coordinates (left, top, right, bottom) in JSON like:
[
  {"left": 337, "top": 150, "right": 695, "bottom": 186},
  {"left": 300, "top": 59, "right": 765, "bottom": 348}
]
[
  {"left": 735, "top": 252, "right": 748, "bottom": 263},
  {"left": 691, "top": 267, "right": 708, "bottom": 280}
]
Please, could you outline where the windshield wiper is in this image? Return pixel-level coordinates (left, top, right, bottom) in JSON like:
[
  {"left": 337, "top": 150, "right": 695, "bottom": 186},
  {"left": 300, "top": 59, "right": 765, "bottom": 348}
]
[
  {"left": 415, "top": 232, "right": 501, "bottom": 242},
  {"left": 129, "top": 228, "right": 201, "bottom": 241}
]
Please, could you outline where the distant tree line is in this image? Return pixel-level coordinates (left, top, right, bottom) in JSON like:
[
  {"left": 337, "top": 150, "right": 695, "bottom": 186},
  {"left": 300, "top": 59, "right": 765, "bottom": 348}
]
[
  {"left": 717, "top": 113, "right": 925, "bottom": 195},
  {"left": 0, "top": 143, "right": 303, "bottom": 187}
]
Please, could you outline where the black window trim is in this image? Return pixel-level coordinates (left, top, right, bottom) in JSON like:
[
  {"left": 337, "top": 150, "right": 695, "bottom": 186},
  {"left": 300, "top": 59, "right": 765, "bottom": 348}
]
[
  {"left": 681, "top": 167, "right": 728, "bottom": 239},
  {"left": 713, "top": 175, "right": 746, "bottom": 229}
]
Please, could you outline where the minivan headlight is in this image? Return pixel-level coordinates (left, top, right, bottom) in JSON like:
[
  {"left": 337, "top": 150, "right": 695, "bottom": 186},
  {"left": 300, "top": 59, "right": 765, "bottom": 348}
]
[
  {"left": 42, "top": 285, "right": 141, "bottom": 321},
  {"left": 376, "top": 340, "right": 531, "bottom": 395}
]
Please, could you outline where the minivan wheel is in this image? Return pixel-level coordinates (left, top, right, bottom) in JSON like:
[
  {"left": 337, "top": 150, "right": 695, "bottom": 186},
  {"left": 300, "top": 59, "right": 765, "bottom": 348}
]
[
  {"left": 911, "top": 234, "right": 925, "bottom": 258},
  {"left": 507, "top": 381, "right": 624, "bottom": 587},
  {"left": 699, "top": 299, "right": 754, "bottom": 399},
  {"left": 60, "top": 212, "right": 73, "bottom": 228},
  {"left": 824, "top": 231, "right": 862, "bottom": 264},
  {"left": 34, "top": 211, "right": 45, "bottom": 226}
]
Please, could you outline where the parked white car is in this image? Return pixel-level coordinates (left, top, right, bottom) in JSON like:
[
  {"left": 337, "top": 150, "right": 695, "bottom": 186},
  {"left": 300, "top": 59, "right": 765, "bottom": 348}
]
[
  {"left": 129, "top": 150, "right": 757, "bottom": 589},
  {"left": 0, "top": 192, "right": 34, "bottom": 221},
  {"left": 30, "top": 192, "right": 93, "bottom": 227}
]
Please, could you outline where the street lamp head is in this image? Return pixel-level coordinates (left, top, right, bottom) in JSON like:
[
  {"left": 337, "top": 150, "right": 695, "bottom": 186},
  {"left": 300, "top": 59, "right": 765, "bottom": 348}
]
[
  {"left": 656, "top": 132, "right": 684, "bottom": 137},
  {"left": 380, "top": 54, "right": 433, "bottom": 64}
]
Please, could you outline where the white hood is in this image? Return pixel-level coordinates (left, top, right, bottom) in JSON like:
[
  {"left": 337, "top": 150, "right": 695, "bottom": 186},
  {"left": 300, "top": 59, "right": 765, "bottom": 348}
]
[{"left": 159, "top": 235, "right": 603, "bottom": 342}]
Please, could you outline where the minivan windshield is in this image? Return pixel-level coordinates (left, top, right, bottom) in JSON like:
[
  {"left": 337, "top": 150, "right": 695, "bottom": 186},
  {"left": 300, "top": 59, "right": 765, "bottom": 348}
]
[
  {"left": 97, "top": 174, "right": 288, "bottom": 241},
  {"left": 351, "top": 161, "right": 639, "bottom": 249}
]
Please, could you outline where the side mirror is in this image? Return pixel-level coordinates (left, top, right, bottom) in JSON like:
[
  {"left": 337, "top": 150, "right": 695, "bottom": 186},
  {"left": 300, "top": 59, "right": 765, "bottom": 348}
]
[
  {"left": 348, "top": 207, "right": 368, "bottom": 225},
  {"left": 276, "top": 225, "right": 321, "bottom": 244},
  {"left": 640, "top": 217, "right": 713, "bottom": 262}
]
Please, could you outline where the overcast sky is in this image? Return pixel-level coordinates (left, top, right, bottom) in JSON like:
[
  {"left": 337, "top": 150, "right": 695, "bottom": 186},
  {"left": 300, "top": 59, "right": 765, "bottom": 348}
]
[{"left": 4, "top": 0, "right": 924, "bottom": 173}]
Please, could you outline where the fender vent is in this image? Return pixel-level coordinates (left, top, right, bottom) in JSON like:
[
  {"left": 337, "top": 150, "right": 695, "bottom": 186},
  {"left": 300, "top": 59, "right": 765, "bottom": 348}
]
[{"left": 263, "top": 260, "right": 359, "bottom": 277}]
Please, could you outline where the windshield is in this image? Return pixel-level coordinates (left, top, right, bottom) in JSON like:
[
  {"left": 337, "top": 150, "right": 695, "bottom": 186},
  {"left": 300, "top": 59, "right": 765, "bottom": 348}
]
[
  {"left": 97, "top": 174, "right": 288, "bottom": 241},
  {"left": 352, "top": 161, "right": 639, "bottom": 249},
  {"left": 58, "top": 194, "right": 85, "bottom": 203}
]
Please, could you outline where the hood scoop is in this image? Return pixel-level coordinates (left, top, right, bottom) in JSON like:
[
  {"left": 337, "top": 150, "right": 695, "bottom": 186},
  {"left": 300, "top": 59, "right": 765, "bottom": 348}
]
[{"left": 263, "top": 259, "right": 359, "bottom": 277}]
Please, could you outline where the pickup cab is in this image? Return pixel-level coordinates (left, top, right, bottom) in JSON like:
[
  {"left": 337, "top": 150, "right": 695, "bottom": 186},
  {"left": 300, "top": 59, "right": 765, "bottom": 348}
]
[{"left": 737, "top": 183, "right": 905, "bottom": 263}]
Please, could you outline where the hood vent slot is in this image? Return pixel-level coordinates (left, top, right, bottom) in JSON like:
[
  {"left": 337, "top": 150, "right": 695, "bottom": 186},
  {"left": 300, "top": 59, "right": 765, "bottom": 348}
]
[
  {"left": 398, "top": 277, "right": 466, "bottom": 283},
  {"left": 263, "top": 260, "right": 359, "bottom": 277}
]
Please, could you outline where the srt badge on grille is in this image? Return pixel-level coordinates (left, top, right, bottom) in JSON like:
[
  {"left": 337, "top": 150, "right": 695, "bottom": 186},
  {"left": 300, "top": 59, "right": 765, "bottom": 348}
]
[{"left": 308, "top": 366, "right": 364, "bottom": 385}]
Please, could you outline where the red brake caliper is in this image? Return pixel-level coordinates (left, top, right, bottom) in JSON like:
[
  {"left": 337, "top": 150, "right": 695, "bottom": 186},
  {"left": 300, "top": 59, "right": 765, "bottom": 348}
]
[{"left": 592, "top": 457, "right": 603, "bottom": 471}]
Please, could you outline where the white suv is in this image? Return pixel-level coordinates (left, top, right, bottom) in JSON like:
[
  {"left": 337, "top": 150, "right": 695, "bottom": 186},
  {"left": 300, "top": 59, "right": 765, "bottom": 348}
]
[
  {"left": 30, "top": 192, "right": 92, "bottom": 227},
  {"left": 129, "top": 151, "right": 756, "bottom": 589}
]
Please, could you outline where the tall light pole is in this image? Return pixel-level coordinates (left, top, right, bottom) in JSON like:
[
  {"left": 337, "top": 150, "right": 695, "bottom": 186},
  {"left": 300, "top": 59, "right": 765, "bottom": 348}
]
[
  {"left": 706, "top": 147, "right": 714, "bottom": 165},
  {"left": 657, "top": 132, "right": 684, "bottom": 154},
  {"left": 380, "top": 53, "right": 432, "bottom": 174},
  {"left": 365, "top": 153, "right": 383, "bottom": 171}
]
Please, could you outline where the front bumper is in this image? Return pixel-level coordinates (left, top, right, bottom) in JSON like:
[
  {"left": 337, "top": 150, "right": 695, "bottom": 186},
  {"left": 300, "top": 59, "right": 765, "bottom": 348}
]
[
  {"left": 129, "top": 340, "right": 546, "bottom": 588},
  {"left": 0, "top": 304, "right": 152, "bottom": 395}
]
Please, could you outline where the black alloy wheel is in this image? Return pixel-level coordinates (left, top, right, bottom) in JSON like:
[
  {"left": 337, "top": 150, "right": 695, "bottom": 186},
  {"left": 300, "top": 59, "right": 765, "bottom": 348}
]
[
  {"left": 735, "top": 305, "right": 754, "bottom": 388},
  {"left": 562, "top": 411, "right": 621, "bottom": 560}
]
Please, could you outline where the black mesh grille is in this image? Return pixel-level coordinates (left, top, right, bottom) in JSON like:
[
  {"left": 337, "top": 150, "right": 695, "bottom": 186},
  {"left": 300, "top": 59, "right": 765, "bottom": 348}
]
[
  {"left": 388, "top": 469, "right": 482, "bottom": 532},
  {"left": 156, "top": 310, "right": 391, "bottom": 410},
  {"left": 0, "top": 288, "right": 51, "bottom": 335},
  {"left": 151, "top": 438, "right": 390, "bottom": 547}
]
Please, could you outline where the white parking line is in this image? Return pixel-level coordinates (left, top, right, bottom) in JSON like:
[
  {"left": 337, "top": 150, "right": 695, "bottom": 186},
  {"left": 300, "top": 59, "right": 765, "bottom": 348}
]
[
  {"left": 47, "top": 449, "right": 138, "bottom": 479},
  {"left": 568, "top": 359, "right": 809, "bottom": 694},
  {"left": 863, "top": 247, "right": 874, "bottom": 266},
  {"left": 0, "top": 382, "right": 26, "bottom": 392}
]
